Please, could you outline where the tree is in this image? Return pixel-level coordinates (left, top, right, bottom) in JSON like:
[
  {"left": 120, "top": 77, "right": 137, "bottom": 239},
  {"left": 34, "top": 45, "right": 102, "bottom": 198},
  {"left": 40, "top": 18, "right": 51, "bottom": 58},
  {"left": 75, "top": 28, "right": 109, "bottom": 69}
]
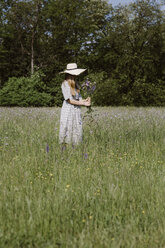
[
  {"left": 93, "top": 0, "right": 165, "bottom": 105},
  {"left": 7, "top": 0, "right": 46, "bottom": 75},
  {"left": 0, "top": 0, "right": 165, "bottom": 106},
  {"left": 40, "top": 0, "right": 109, "bottom": 72},
  {"left": 0, "top": 0, "right": 13, "bottom": 86}
]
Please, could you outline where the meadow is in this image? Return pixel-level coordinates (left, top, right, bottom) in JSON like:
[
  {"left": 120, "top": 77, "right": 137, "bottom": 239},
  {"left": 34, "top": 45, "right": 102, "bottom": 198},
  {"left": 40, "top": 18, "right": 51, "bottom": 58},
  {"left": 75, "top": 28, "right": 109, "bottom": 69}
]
[{"left": 0, "top": 106, "right": 165, "bottom": 248}]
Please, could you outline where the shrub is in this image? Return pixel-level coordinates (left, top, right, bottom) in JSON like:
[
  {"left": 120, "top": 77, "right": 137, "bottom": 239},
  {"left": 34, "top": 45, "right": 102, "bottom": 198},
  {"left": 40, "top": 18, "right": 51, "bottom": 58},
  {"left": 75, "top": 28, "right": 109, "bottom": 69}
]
[
  {"left": 131, "top": 78, "right": 165, "bottom": 106},
  {"left": 0, "top": 71, "right": 53, "bottom": 107}
]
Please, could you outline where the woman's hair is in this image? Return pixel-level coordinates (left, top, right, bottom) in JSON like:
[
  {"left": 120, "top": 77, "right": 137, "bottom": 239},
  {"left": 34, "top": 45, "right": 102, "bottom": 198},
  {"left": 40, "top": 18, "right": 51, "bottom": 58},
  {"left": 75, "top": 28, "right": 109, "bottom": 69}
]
[{"left": 65, "top": 73, "right": 80, "bottom": 96}]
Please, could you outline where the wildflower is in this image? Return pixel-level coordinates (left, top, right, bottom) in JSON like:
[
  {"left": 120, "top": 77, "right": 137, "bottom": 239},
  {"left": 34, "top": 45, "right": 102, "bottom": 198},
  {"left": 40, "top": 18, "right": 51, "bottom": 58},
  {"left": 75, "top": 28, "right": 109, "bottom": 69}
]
[
  {"left": 89, "top": 216, "right": 93, "bottom": 219},
  {"left": 66, "top": 184, "right": 70, "bottom": 188},
  {"left": 82, "top": 79, "right": 96, "bottom": 95},
  {"left": 46, "top": 144, "right": 49, "bottom": 153},
  {"left": 84, "top": 153, "right": 88, "bottom": 159},
  {"left": 61, "top": 145, "right": 66, "bottom": 152},
  {"left": 81, "top": 79, "right": 96, "bottom": 114},
  {"left": 86, "top": 79, "right": 90, "bottom": 87}
]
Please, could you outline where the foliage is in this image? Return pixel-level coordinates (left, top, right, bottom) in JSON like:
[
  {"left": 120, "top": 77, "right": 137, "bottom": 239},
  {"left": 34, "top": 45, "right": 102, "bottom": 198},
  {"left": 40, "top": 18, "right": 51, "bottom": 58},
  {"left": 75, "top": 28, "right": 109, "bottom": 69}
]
[
  {"left": 84, "top": 72, "right": 165, "bottom": 106},
  {"left": 0, "top": 70, "right": 53, "bottom": 106},
  {"left": 47, "top": 73, "right": 64, "bottom": 107},
  {"left": 0, "top": 0, "right": 165, "bottom": 106}
]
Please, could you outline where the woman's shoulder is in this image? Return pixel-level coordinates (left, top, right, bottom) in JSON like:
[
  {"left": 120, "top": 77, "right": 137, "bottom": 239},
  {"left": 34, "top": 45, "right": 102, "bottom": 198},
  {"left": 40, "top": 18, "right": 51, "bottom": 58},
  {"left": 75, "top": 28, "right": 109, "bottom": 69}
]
[{"left": 62, "top": 80, "right": 69, "bottom": 87}]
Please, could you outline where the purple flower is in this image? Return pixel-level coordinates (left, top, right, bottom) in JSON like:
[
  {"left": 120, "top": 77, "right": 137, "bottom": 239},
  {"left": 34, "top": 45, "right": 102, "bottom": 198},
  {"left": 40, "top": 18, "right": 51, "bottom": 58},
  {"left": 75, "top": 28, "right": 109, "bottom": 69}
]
[
  {"left": 84, "top": 153, "right": 88, "bottom": 159},
  {"left": 81, "top": 79, "right": 96, "bottom": 96},
  {"left": 86, "top": 79, "right": 90, "bottom": 87},
  {"left": 91, "top": 84, "right": 96, "bottom": 92},
  {"left": 46, "top": 144, "right": 49, "bottom": 153},
  {"left": 61, "top": 145, "right": 66, "bottom": 152}
]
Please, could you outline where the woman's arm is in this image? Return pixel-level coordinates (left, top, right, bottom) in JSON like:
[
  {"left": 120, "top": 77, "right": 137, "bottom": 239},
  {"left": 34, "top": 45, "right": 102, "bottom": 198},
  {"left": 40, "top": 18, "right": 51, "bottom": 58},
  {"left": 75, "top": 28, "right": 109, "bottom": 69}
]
[{"left": 67, "top": 99, "right": 90, "bottom": 106}]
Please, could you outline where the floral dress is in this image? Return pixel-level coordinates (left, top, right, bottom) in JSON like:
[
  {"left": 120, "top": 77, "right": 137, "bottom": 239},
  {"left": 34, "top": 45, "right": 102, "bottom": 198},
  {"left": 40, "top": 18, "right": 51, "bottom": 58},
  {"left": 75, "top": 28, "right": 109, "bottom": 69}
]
[{"left": 59, "top": 80, "right": 83, "bottom": 145}]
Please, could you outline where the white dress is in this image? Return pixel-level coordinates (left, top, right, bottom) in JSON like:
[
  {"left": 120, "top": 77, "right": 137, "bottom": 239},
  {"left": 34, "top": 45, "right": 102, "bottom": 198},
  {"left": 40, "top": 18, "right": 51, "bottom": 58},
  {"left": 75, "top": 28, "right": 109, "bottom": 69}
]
[{"left": 59, "top": 80, "right": 83, "bottom": 145}]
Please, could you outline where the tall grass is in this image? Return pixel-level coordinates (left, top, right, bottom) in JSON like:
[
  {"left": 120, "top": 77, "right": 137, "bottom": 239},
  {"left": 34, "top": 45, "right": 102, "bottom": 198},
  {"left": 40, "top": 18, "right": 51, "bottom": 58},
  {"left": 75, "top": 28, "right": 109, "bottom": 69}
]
[{"left": 0, "top": 107, "right": 165, "bottom": 248}]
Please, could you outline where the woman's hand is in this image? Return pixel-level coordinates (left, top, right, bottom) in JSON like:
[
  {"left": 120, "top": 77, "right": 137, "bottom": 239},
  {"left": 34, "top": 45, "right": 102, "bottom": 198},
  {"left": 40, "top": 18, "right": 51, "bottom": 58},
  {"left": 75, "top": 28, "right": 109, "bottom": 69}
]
[
  {"left": 83, "top": 98, "right": 91, "bottom": 106},
  {"left": 86, "top": 97, "right": 91, "bottom": 103},
  {"left": 84, "top": 101, "right": 91, "bottom": 107},
  {"left": 79, "top": 97, "right": 91, "bottom": 106}
]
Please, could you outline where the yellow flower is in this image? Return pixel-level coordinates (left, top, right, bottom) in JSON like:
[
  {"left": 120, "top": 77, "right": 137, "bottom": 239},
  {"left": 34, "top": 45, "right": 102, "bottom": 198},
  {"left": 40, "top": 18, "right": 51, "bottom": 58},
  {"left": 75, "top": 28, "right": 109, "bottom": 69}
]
[
  {"left": 89, "top": 216, "right": 93, "bottom": 220},
  {"left": 66, "top": 184, "right": 70, "bottom": 188},
  {"left": 142, "top": 210, "right": 145, "bottom": 214},
  {"left": 82, "top": 219, "right": 86, "bottom": 223}
]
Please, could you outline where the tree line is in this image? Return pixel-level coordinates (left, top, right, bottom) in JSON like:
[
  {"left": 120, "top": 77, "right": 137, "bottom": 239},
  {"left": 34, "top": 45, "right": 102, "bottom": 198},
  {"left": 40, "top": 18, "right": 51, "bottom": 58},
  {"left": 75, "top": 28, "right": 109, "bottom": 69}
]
[{"left": 0, "top": 0, "right": 165, "bottom": 106}]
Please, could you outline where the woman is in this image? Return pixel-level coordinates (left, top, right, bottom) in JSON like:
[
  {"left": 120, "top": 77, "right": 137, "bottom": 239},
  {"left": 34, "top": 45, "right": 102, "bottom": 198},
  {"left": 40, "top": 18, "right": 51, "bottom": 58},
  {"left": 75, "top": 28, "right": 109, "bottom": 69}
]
[{"left": 59, "top": 63, "right": 91, "bottom": 146}]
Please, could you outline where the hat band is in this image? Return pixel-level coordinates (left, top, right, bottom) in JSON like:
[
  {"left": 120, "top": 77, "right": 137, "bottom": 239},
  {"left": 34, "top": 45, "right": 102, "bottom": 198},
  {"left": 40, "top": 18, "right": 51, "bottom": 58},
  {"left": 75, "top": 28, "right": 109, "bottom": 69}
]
[{"left": 66, "top": 68, "right": 77, "bottom": 70}]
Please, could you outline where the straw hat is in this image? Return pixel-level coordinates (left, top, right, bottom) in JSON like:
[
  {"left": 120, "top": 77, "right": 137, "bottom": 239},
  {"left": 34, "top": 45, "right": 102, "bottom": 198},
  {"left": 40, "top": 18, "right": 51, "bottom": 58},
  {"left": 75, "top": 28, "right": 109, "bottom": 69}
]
[{"left": 60, "top": 63, "right": 86, "bottom": 76}]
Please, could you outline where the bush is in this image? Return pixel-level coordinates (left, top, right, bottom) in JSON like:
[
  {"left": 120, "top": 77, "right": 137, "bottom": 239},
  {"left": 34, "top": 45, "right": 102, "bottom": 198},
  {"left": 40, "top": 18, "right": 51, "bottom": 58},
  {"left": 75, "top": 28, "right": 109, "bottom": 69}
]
[
  {"left": 46, "top": 74, "right": 64, "bottom": 107},
  {"left": 84, "top": 72, "right": 165, "bottom": 107},
  {"left": 0, "top": 71, "right": 53, "bottom": 107},
  {"left": 82, "top": 72, "right": 119, "bottom": 106},
  {"left": 131, "top": 78, "right": 165, "bottom": 106},
  {"left": 0, "top": 70, "right": 164, "bottom": 107}
]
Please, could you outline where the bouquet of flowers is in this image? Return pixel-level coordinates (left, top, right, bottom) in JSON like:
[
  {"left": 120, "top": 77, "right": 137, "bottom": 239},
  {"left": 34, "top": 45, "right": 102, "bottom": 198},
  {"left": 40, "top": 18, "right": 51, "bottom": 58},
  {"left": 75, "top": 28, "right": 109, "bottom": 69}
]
[{"left": 81, "top": 78, "right": 96, "bottom": 113}]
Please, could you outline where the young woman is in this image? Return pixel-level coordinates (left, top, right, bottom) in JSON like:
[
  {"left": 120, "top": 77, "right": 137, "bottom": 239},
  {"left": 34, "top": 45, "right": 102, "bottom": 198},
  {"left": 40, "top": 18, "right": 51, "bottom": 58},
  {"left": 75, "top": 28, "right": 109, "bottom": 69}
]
[{"left": 59, "top": 63, "right": 91, "bottom": 146}]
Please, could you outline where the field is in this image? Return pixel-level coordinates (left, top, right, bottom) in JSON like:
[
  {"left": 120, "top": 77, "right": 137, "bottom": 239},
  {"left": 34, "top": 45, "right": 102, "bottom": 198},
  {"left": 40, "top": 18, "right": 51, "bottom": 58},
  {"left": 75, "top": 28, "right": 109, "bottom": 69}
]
[{"left": 0, "top": 107, "right": 165, "bottom": 248}]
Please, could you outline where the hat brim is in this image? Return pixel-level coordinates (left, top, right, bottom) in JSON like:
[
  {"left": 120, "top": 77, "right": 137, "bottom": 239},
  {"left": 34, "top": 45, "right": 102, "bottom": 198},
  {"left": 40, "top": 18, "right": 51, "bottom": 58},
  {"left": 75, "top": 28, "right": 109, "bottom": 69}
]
[{"left": 60, "top": 69, "right": 86, "bottom": 76}]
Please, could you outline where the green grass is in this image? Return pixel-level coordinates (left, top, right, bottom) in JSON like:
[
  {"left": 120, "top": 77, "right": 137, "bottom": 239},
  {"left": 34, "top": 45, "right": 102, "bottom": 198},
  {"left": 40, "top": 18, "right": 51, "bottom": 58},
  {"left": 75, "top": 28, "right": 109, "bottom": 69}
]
[{"left": 0, "top": 107, "right": 165, "bottom": 248}]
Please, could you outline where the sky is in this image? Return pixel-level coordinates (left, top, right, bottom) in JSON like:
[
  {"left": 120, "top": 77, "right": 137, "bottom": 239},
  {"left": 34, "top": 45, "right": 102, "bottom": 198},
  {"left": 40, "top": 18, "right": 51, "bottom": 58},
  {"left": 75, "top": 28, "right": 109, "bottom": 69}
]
[
  {"left": 108, "top": 0, "right": 165, "bottom": 8},
  {"left": 109, "top": 0, "right": 135, "bottom": 5}
]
